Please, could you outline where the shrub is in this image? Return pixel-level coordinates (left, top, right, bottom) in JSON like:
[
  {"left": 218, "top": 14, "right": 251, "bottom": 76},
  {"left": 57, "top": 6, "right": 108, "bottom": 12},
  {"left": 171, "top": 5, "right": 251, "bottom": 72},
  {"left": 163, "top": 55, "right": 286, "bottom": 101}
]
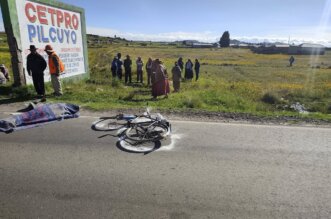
[
  {"left": 11, "top": 86, "right": 35, "bottom": 98},
  {"left": 122, "top": 91, "right": 135, "bottom": 101},
  {"left": 182, "top": 97, "right": 203, "bottom": 108},
  {"left": 111, "top": 78, "right": 123, "bottom": 88},
  {"left": 328, "top": 104, "right": 331, "bottom": 113},
  {"left": 261, "top": 92, "right": 280, "bottom": 104}
]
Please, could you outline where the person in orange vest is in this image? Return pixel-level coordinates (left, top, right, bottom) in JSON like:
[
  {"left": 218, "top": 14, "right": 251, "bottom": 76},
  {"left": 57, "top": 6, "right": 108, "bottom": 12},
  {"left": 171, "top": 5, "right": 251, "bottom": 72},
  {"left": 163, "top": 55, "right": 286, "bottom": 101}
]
[{"left": 44, "top": 44, "right": 65, "bottom": 96}]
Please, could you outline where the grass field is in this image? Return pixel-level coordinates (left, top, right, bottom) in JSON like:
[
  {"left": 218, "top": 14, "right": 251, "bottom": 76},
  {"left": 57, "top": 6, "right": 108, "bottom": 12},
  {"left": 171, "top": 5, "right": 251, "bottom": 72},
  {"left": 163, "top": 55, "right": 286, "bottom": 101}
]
[{"left": 0, "top": 40, "right": 331, "bottom": 120}]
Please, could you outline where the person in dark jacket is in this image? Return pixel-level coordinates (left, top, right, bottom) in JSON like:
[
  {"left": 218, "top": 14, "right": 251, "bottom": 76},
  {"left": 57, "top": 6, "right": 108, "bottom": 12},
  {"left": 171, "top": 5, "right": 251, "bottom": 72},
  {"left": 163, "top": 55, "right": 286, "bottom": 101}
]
[
  {"left": 111, "top": 56, "right": 117, "bottom": 78},
  {"left": 123, "top": 55, "right": 132, "bottom": 84},
  {"left": 116, "top": 53, "right": 123, "bottom": 80},
  {"left": 27, "top": 45, "right": 47, "bottom": 101},
  {"left": 194, "top": 58, "right": 200, "bottom": 81},
  {"left": 185, "top": 59, "right": 193, "bottom": 80},
  {"left": 289, "top": 56, "right": 295, "bottom": 67},
  {"left": 177, "top": 57, "right": 184, "bottom": 72}
]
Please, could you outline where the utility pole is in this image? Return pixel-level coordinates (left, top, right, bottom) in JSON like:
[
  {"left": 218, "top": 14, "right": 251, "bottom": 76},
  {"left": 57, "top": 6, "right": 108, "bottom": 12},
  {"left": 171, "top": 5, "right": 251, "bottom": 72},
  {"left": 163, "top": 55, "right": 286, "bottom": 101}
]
[{"left": 0, "top": 0, "right": 25, "bottom": 86}]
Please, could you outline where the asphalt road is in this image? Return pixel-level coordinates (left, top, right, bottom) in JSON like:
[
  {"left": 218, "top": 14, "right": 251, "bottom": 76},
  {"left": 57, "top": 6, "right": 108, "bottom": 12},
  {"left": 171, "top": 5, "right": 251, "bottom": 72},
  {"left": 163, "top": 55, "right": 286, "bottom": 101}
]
[{"left": 0, "top": 112, "right": 331, "bottom": 219}]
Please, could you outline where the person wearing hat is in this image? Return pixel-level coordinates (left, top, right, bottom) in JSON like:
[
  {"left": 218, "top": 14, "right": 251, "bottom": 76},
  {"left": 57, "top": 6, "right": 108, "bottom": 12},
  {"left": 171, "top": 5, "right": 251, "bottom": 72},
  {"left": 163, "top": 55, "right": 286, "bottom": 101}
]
[
  {"left": 45, "top": 44, "right": 65, "bottom": 96},
  {"left": 27, "top": 45, "right": 47, "bottom": 100},
  {"left": 123, "top": 54, "right": 132, "bottom": 84}
]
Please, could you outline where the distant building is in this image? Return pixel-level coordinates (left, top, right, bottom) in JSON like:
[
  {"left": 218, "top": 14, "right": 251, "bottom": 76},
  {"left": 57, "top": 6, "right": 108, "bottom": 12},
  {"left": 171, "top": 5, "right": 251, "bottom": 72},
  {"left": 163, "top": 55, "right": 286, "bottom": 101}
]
[
  {"left": 183, "top": 40, "right": 199, "bottom": 46},
  {"left": 251, "top": 44, "right": 287, "bottom": 54},
  {"left": 293, "top": 43, "right": 325, "bottom": 55},
  {"left": 231, "top": 43, "right": 250, "bottom": 48},
  {"left": 191, "top": 42, "right": 216, "bottom": 48},
  {"left": 251, "top": 43, "right": 326, "bottom": 55},
  {"left": 181, "top": 40, "right": 217, "bottom": 48}
]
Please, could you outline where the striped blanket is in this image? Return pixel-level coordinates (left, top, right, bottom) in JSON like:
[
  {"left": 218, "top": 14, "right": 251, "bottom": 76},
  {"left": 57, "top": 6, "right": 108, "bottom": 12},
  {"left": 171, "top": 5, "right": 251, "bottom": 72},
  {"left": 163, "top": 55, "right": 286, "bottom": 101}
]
[{"left": 0, "top": 103, "right": 79, "bottom": 133}]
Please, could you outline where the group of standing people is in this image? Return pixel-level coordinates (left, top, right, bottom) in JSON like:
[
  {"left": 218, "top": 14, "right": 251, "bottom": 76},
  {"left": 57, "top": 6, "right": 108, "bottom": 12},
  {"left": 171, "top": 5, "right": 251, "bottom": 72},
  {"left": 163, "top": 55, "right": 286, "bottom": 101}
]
[
  {"left": 110, "top": 54, "right": 201, "bottom": 100},
  {"left": 177, "top": 57, "right": 200, "bottom": 81},
  {"left": 111, "top": 53, "right": 145, "bottom": 84},
  {"left": 26, "top": 44, "right": 65, "bottom": 101},
  {"left": 170, "top": 57, "right": 200, "bottom": 93},
  {"left": 111, "top": 55, "right": 171, "bottom": 99},
  {"left": 0, "top": 45, "right": 64, "bottom": 100}
]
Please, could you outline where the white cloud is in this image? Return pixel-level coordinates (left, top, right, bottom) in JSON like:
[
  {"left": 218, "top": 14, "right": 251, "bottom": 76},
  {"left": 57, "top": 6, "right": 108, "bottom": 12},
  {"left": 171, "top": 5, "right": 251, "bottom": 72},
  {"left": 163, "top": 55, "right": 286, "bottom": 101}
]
[
  {"left": 87, "top": 26, "right": 331, "bottom": 46},
  {"left": 87, "top": 26, "right": 219, "bottom": 42}
]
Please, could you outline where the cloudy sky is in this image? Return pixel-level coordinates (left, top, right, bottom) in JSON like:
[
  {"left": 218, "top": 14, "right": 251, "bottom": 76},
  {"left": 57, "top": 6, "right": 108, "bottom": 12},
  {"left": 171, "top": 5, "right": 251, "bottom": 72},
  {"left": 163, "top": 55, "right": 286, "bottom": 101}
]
[{"left": 2, "top": 0, "right": 331, "bottom": 44}]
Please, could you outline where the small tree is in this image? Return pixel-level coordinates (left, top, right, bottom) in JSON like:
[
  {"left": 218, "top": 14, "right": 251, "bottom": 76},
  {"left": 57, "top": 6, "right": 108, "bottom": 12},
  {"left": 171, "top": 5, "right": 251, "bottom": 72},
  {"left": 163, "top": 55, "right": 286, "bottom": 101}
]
[{"left": 220, "top": 31, "right": 230, "bottom": 47}]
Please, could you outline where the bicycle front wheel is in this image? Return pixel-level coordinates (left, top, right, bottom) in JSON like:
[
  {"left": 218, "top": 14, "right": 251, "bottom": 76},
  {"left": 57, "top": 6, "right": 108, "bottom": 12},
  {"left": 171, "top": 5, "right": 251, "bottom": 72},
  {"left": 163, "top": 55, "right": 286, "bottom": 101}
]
[
  {"left": 124, "top": 123, "right": 170, "bottom": 142},
  {"left": 92, "top": 117, "right": 127, "bottom": 131}
]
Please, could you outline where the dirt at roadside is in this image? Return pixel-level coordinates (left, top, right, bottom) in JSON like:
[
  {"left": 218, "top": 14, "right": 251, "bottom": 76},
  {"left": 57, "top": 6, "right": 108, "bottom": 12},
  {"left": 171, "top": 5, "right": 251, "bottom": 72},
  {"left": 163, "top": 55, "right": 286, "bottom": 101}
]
[
  {"left": 1, "top": 102, "right": 330, "bottom": 128},
  {"left": 79, "top": 107, "right": 331, "bottom": 128}
]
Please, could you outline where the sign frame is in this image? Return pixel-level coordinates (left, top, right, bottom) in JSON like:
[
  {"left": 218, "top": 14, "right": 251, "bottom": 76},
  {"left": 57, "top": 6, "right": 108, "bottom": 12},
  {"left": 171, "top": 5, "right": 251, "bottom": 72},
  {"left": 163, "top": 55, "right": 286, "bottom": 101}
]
[{"left": 0, "top": 0, "right": 89, "bottom": 86}]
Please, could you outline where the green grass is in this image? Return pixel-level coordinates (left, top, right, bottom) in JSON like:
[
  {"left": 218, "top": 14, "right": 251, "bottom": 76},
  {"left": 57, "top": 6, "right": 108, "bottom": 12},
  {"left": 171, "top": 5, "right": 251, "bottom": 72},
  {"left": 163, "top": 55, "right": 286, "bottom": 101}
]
[{"left": 0, "top": 40, "right": 330, "bottom": 121}]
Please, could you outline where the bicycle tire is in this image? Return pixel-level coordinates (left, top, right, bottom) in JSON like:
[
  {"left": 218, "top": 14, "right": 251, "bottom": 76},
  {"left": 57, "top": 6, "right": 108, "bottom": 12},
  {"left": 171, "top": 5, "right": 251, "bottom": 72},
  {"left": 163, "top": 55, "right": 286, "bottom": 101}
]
[
  {"left": 118, "top": 139, "right": 161, "bottom": 153},
  {"left": 124, "top": 122, "right": 170, "bottom": 142},
  {"left": 92, "top": 117, "right": 127, "bottom": 131}
]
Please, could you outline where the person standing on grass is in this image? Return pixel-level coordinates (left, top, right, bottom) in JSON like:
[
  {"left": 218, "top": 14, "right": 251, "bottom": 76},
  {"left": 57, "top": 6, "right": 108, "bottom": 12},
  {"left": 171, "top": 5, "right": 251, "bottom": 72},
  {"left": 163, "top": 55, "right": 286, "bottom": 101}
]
[
  {"left": 27, "top": 45, "right": 47, "bottom": 101},
  {"left": 123, "top": 55, "right": 132, "bottom": 84},
  {"left": 185, "top": 59, "right": 194, "bottom": 80},
  {"left": 171, "top": 61, "right": 182, "bottom": 92},
  {"left": 177, "top": 57, "right": 184, "bottom": 72},
  {"left": 150, "top": 58, "right": 158, "bottom": 86},
  {"left": 116, "top": 53, "right": 123, "bottom": 80},
  {"left": 152, "top": 59, "right": 170, "bottom": 100},
  {"left": 45, "top": 44, "right": 65, "bottom": 96},
  {"left": 0, "top": 64, "right": 10, "bottom": 82},
  {"left": 111, "top": 56, "right": 117, "bottom": 78},
  {"left": 0, "top": 69, "right": 6, "bottom": 84},
  {"left": 146, "top": 57, "right": 153, "bottom": 86},
  {"left": 289, "top": 56, "right": 295, "bottom": 67},
  {"left": 136, "top": 56, "right": 144, "bottom": 83},
  {"left": 194, "top": 58, "right": 200, "bottom": 81}
]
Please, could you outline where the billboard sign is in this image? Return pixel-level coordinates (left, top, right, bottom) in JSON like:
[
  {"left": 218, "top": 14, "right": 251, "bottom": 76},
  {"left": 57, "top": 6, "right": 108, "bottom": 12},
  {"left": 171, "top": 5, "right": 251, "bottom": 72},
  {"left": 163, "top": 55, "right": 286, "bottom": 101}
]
[{"left": 0, "top": 0, "right": 89, "bottom": 85}]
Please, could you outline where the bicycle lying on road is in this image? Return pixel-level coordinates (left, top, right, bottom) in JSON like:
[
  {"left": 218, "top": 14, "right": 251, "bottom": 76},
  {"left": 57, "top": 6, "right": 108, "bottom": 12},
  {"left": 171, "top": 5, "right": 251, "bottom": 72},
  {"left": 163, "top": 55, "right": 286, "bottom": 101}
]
[{"left": 92, "top": 109, "right": 171, "bottom": 152}]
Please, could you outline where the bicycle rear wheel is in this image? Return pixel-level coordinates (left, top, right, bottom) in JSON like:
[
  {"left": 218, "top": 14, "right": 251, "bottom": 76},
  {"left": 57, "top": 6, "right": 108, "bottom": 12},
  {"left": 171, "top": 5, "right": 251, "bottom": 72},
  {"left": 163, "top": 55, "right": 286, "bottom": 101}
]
[
  {"left": 124, "top": 123, "right": 170, "bottom": 143},
  {"left": 92, "top": 117, "right": 127, "bottom": 131}
]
